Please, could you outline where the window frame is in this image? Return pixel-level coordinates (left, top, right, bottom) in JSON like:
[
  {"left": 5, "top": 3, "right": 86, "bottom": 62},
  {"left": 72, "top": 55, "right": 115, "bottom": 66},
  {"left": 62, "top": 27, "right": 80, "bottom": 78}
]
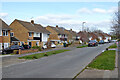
[
  {"left": 10, "top": 32, "right": 14, "bottom": 37},
  {"left": 3, "top": 30, "right": 8, "bottom": 36},
  {"left": 29, "top": 32, "right": 32, "bottom": 37}
]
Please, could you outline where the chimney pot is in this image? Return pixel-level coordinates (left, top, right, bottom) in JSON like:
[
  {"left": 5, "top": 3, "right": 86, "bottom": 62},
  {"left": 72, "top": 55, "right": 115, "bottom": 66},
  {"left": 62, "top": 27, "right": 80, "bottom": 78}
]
[{"left": 31, "top": 20, "right": 34, "bottom": 24}]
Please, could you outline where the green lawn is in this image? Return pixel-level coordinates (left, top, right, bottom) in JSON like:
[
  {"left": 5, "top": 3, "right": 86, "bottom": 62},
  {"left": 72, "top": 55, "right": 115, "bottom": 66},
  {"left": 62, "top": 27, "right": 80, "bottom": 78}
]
[
  {"left": 19, "top": 49, "right": 70, "bottom": 59},
  {"left": 88, "top": 50, "right": 116, "bottom": 70},
  {"left": 108, "top": 44, "right": 117, "bottom": 48},
  {"left": 77, "top": 45, "right": 88, "bottom": 48}
]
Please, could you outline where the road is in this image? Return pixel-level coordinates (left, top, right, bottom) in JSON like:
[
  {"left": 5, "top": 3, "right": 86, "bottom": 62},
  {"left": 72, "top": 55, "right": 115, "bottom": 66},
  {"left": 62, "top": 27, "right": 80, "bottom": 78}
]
[{"left": 2, "top": 43, "right": 112, "bottom": 78}]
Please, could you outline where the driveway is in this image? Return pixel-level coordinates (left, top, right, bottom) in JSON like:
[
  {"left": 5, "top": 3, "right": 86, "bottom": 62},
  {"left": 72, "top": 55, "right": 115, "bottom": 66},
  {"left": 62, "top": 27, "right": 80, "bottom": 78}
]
[{"left": 2, "top": 43, "right": 112, "bottom": 78}]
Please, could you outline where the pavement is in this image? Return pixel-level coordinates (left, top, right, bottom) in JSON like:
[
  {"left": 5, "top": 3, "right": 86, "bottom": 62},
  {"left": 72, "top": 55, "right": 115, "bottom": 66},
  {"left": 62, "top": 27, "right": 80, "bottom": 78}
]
[
  {"left": 76, "top": 48, "right": 118, "bottom": 78},
  {"left": 2, "top": 43, "right": 113, "bottom": 78}
]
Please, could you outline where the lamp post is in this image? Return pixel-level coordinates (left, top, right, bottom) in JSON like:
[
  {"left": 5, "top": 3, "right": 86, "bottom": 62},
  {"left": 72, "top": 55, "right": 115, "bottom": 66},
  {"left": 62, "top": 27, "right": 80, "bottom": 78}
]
[
  {"left": 81, "top": 22, "right": 86, "bottom": 46},
  {"left": 82, "top": 22, "right": 86, "bottom": 31}
]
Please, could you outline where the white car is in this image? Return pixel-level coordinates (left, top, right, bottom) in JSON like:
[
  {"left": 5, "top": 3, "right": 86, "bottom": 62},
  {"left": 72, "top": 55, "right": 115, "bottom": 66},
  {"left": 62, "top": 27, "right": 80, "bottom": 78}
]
[
  {"left": 51, "top": 43, "right": 56, "bottom": 48},
  {"left": 42, "top": 45, "right": 47, "bottom": 49}
]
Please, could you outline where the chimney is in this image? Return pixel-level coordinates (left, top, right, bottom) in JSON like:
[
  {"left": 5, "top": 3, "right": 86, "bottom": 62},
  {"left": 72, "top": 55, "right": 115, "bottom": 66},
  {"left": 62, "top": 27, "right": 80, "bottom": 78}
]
[
  {"left": 70, "top": 29, "right": 72, "bottom": 31},
  {"left": 31, "top": 20, "right": 34, "bottom": 24},
  {"left": 56, "top": 25, "right": 58, "bottom": 28}
]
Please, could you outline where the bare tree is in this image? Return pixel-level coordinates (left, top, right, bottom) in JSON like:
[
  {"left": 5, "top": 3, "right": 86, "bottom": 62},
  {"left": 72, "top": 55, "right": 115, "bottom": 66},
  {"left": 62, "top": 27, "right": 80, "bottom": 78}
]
[{"left": 111, "top": 11, "right": 120, "bottom": 39}]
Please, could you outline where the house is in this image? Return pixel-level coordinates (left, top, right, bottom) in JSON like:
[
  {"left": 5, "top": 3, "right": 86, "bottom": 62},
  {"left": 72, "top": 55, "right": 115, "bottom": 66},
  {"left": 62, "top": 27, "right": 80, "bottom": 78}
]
[
  {"left": 77, "top": 31, "right": 89, "bottom": 43},
  {"left": 46, "top": 25, "right": 68, "bottom": 44},
  {"left": 9, "top": 19, "right": 50, "bottom": 47},
  {"left": 102, "top": 33, "right": 111, "bottom": 42},
  {"left": 0, "top": 19, "right": 12, "bottom": 51},
  {"left": 88, "top": 32, "right": 98, "bottom": 41},
  {"left": 64, "top": 29, "right": 80, "bottom": 42}
]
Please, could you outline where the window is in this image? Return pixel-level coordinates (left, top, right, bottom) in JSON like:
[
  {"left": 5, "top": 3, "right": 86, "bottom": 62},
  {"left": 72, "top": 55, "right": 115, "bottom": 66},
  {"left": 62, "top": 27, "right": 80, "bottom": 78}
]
[
  {"left": 10, "top": 32, "right": 14, "bottom": 37},
  {"left": 4, "top": 43, "right": 9, "bottom": 49},
  {"left": 36, "top": 33, "right": 39, "bottom": 36},
  {"left": 3, "top": 30, "right": 8, "bottom": 36},
  {"left": 36, "top": 42, "right": 39, "bottom": 46},
  {"left": 29, "top": 32, "right": 32, "bottom": 37}
]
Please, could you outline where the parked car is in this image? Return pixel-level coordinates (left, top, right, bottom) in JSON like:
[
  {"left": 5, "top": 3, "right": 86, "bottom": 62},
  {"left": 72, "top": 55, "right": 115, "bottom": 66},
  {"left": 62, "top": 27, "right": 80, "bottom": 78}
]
[
  {"left": 88, "top": 40, "right": 98, "bottom": 47},
  {"left": 42, "top": 44, "right": 47, "bottom": 49},
  {"left": 23, "top": 45, "right": 31, "bottom": 49},
  {"left": 51, "top": 43, "right": 56, "bottom": 48},
  {"left": 2, "top": 45, "right": 24, "bottom": 54},
  {"left": 99, "top": 40, "right": 104, "bottom": 44}
]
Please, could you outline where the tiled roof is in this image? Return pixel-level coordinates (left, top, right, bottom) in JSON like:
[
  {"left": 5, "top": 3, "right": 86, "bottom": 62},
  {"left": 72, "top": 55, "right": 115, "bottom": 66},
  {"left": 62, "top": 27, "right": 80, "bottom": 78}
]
[
  {"left": 16, "top": 19, "right": 50, "bottom": 34},
  {"left": 68, "top": 30, "right": 78, "bottom": 37},
  {"left": 47, "top": 26, "right": 68, "bottom": 35},
  {"left": 0, "top": 19, "right": 12, "bottom": 30}
]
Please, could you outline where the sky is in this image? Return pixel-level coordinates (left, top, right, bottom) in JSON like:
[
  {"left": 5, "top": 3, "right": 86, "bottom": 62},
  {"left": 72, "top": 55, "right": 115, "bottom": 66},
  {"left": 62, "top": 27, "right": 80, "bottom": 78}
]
[{"left": 0, "top": 2, "right": 118, "bottom": 33}]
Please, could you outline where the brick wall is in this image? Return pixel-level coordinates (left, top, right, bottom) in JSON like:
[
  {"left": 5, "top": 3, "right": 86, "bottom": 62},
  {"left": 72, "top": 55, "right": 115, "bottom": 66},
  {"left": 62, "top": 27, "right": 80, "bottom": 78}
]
[
  {"left": 19, "top": 49, "right": 38, "bottom": 54},
  {"left": 46, "top": 27, "right": 59, "bottom": 41}
]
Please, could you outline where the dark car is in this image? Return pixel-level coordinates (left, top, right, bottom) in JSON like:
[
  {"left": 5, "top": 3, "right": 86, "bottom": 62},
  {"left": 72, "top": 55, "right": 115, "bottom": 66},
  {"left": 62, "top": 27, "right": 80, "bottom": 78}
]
[
  {"left": 88, "top": 40, "right": 98, "bottom": 47},
  {"left": 23, "top": 45, "right": 31, "bottom": 49},
  {"left": 99, "top": 40, "right": 104, "bottom": 44},
  {"left": 2, "top": 45, "right": 24, "bottom": 54}
]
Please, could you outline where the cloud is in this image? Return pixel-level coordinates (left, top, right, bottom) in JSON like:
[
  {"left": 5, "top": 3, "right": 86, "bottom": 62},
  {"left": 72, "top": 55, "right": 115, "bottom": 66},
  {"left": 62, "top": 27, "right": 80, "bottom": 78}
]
[
  {"left": 0, "top": 13, "right": 8, "bottom": 18},
  {"left": 32, "top": 14, "right": 112, "bottom": 33},
  {"left": 77, "top": 8, "right": 92, "bottom": 14},
  {"left": 77, "top": 7, "right": 117, "bottom": 14}
]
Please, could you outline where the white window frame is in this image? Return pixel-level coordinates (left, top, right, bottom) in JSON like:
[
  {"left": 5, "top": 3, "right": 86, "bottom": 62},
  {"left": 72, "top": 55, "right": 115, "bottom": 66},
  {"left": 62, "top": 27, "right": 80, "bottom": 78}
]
[
  {"left": 10, "top": 32, "right": 14, "bottom": 37},
  {"left": 36, "top": 42, "right": 39, "bottom": 46},
  {"left": 29, "top": 32, "right": 32, "bottom": 37},
  {"left": 4, "top": 43, "right": 9, "bottom": 49},
  {"left": 34, "top": 32, "right": 40, "bottom": 37},
  {"left": 3, "top": 30, "right": 8, "bottom": 36}
]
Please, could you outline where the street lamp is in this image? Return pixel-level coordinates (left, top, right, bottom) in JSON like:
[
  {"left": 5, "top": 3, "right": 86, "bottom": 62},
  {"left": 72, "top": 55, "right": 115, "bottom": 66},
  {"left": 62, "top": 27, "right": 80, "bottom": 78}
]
[{"left": 82, "top": 22, "right": 86, "bottom": 31}]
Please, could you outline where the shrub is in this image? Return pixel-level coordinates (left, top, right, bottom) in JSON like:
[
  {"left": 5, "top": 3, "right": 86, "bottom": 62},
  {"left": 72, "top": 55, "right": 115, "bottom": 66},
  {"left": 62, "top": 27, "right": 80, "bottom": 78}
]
[
  {"left": 32, "top": 46, "right": 41, "bottom": 51},
  {"left": 32, "top": 55, "right": 38, "bottom": 59},
  {"left": 13, "top": 50, "right": 19, "bottom": 54},
  {"left": 44, "top": 53, "right": 48, "bottom": 56}
]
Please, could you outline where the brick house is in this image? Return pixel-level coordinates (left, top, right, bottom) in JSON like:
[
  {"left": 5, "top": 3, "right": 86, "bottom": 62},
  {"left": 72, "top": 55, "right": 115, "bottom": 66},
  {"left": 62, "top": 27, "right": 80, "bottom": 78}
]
[
  {"left": 64, "top": 29, "right": 80, "bottom": 42},
  {"left": 78, "top": 31, "right": 89, "bottom": 43},
  {"left": 0, "top": 19, "right": 12, "bottom": 51},
  {"left": 9, "top": 19, "right": 50, "bottom": 47},
  {"left": 88, "top": 32, "right": 99, "bottom": 41},
  {"left": 102, "top": 33, "right": 111, "bottom": 42},
  {"left": 46, "top": 25, "right": 68, "bottom": 44}
]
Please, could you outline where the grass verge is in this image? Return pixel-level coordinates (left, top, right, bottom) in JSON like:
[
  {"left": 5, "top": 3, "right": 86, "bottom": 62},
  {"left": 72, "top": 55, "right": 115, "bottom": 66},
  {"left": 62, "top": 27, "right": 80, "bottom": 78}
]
[
  {"left": 19, "top": 49, "right": 70, "bottom": 59},
  {"left": 88, "top": 50, "right": 116, "bottom": 70},
  {"left": 77, "top": 45, "right": 88, "bottom": 48},
  {"left": 108, "top": 43, "right": 117, "bottom": 48}
]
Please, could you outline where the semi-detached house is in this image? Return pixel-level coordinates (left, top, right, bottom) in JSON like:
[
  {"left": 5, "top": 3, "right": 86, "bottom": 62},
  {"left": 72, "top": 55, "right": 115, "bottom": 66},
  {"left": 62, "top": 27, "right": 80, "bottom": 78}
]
[
  {"left": 0, "top": 19, "right": 12, "bottom": 51},
  {"left": 9, "top": 19, "right": 50, "bottom": 47},
  {"left": 46, "top": 25, "right": 68, "bottom": 44}
]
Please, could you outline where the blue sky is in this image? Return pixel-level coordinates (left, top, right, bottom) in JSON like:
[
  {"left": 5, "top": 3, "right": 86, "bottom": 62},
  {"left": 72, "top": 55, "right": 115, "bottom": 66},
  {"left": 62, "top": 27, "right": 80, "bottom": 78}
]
[{"left": 0, "top": 2, "right": 118, "bottom": 33}]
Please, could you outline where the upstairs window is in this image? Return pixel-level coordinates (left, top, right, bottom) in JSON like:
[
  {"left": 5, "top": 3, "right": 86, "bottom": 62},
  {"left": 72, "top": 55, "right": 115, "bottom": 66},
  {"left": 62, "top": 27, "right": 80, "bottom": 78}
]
[
  {"left": 10, "top": 32, "right": 14, "bottom": 37},
  {"left": 3, "top": 30, "right": 8, "bottom": 36},
  {"left": 29, "top": 32, "right": 32, "bottom": 37}
]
